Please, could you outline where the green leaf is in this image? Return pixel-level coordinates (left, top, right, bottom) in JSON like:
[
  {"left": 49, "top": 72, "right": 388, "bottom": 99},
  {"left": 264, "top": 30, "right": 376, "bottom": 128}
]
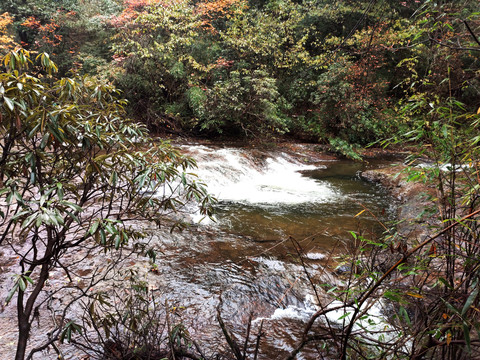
[
  {"left": 383, "top": 290, "right": 402, "bottom": 302},
  {"left": 57, "top": 183, "right": 64, "bottom": 201},
  {"left": 399, "top": 306, "right": 411, "bottom": 326},
  {"left": 18, "top": 278, "right": 26, "bottom": 292},
  {"left": 89, "top": 220, "right": 100, "bottom": 235},
  {"left": 65, "top": 211, "right": 80, "bottom": 224},
  {"left": 326, "top": 286, "right": 337, "bottom": 293},
  {"left": 5, "top": 283, "right": 19, "bottom": 305},
  {"left": 438, "top": 277, "right": 454, "bottom": 290},
  {"left": 463, "top": 323, "right": 471, "bottom": 353},
  {"left": 22, "top": 213, "right": 37, "bottom": 229},
  {"left": 100, "top": 228, "right": 106, "bottom": 245},
  {"left": 3, "top": 96, "right": 14, "bottom": 111},
  {"left": 109, "top": 171, "right": 118, "bottom": 186},
  {"left": 60, "top": 321, "right": 82, "bottom": 343},
  {"left": 35, "top": 213, "right": 44, "bottom": 227},
  {"left": 462, "top": 280, "right": 479, "bottom": 316},
  {"left": 62, "top": 201, "right": 83, "bottom": 212},
  {"left": 40, "top": 133, "right": 50, "bottom": 149}
]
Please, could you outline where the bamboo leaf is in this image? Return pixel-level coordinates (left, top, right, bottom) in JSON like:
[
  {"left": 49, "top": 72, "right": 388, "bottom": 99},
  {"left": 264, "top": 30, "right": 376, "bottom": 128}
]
[
  {"left": 462, "top": 280, "right": 479, "bottom": 316},
  {"left": 337, "top": 312, "right": 351, "bottom": 321}
]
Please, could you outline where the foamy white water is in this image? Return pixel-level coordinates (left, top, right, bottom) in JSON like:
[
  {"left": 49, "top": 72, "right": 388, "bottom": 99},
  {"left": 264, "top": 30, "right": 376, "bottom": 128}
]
[
  {"left": 182, "top": 145, "right": 339, "bottom": 205},
  {"left": 252, "top": 294, "right": 319, "bottom": 324}
]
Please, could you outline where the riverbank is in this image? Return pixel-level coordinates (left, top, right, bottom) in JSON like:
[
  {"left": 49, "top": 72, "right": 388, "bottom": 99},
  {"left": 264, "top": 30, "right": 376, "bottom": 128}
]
[{"left": 361, "top": 164, "right": 438, "bottom": 243}]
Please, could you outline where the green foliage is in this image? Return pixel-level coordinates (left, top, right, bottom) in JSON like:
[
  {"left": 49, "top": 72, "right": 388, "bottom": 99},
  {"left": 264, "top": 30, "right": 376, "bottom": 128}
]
[
  {"left": 0, "top": 49, "right": 213, "bottom": 360},
  {"left": 200, "top": 69, "right": 290, "bottom": 136},
  {"left": 0, "top": 0, "right": 120, "bottom": 77},
  {"left": 111, "top": 1, "right": 207, "bottom": 127},
  {"left": 2, "top": 0, "right": 480, "bottom": 358},
  {"left": 310, "top": 56, "right": 390, "bottom": 145},
  {"left": 329, "top": 138, "right": 362, "bottom": 160},
  {"left": 380, "top": 23, "right": 480, "bottom": 356},
  {"left": 73, "top": 273, "right": 199, "bottom": 359},
  {"left": 7, "top": 0, "right": 478, "bottom": 147},
  {"left": 186, "top": 85, "right": 207, "bottom": 120},
  {"left": 107, "top": 0, "right": 407, "bottom": 140},
  {"left": 222, "top": 0, "right": 315, "bottom": 73}
]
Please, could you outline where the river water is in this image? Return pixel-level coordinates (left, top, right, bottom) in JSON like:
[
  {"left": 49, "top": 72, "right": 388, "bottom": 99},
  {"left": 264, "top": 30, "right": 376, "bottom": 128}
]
[
  {"left": 0, "top": 144, "right": 397, "bottom": 359},
  {"left": 145, "top": 144, "right": 397, "bottom": 358},
  {"left": 183, "top": 144, "right": 395, "bottom": 251}
]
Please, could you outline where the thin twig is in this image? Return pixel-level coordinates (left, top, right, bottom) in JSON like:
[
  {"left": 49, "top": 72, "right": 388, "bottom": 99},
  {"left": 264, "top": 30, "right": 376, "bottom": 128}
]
[
  {"left": 165, "top": 299, "right": 176, "bottom": 360},
  {"left": 217, "top": 295, "right": 243, "bottom": 360},
  {"left": 242, "top": 313, "right": 253, "bottom": 359},
  {"left": 253, "top": 320, "right": 264, "bottom": 360}
]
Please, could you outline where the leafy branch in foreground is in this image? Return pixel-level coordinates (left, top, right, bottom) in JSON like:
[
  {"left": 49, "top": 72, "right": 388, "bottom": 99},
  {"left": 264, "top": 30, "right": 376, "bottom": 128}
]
[{"left": 0, "top": 49, "right": 213, "bottom": 360}]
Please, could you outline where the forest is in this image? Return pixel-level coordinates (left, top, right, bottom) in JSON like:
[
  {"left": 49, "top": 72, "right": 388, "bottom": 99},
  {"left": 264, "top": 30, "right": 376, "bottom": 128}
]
[{"left": 1, "top": 0, "right": 480, "bottom": 359}]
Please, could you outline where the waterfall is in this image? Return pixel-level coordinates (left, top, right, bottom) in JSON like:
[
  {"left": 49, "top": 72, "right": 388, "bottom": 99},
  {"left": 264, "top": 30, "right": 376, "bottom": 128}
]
[{"left": 181, "top": 145, "right": 340, "bottom": 205}]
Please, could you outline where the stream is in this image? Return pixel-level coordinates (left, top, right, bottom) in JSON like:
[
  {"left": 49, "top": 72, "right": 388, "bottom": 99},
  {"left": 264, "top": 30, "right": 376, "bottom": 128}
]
[
  {"left": 144, "top": 144, "right": 397, "bottom": 358},
  {"left": 0, "top": 144, "right": 397, "bottom": 359}
]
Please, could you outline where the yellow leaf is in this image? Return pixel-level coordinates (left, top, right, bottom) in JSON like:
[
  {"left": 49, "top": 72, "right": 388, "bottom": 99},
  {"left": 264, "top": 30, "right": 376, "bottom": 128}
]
[
  {"left": 477, "top": 107, "right": 480, "bottom": 115},
  {"left": 354, "top": 209, "right": 366, "bottom": 218},
  {"left": 446, "top": 332, "right": 452, "bottom": 346},
  {"left": 406, "top": 292, "right": 424, "bottom": 299}
]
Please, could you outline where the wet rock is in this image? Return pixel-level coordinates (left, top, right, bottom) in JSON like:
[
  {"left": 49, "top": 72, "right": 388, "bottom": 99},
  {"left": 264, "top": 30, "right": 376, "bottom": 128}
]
[
  {"left": 360, "top": 165, "right": 438, "bottom": 242},
  {"left": 334, "top": 265, "right": 351, "bottom": 275}
]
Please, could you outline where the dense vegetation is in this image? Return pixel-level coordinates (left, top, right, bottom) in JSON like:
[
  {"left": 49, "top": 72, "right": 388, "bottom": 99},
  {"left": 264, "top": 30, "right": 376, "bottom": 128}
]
[
  {"left": 1, "top": 0, "right": 480, "bottom": 359},
  {"left": 1, "top": 0, "right": 478, "bottom": 146}
]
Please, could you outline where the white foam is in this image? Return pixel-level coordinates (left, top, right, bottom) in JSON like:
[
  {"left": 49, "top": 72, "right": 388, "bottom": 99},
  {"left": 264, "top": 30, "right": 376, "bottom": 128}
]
[
  {"left": 181, "top": 146, "right": 339, "bottom": 205},
  {"left": 253, "top": 294, "right": 405, "bottom": 351},
  {"left": 417, "top": 162, "right": 473, "bottom": 172},
  {"left": 304, "top": 252, "right": 326, "bottom": 260},
  {"left": 253, "top": 294, "right": 319, "bottom": 324},
  {"left": 324, "top": 299, "right": 404, "bottom": 346},
  {"left": 271, "top": 306, "right": 311, "bottom": 320},
  {"left": 250, "top": 257, "right": 287, "bottom": 271}
]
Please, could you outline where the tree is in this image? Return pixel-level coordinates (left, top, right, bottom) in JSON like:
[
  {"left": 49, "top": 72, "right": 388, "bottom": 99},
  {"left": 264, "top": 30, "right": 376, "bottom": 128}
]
[
  {"left": 197, "top": 69, "right": 291, "bottom": 136},
  {"left": 0, "top": 49, "right": 213, "bottom": 360},
  {"left": 110, "top": 0, "right": 210, "bottom": 128}
]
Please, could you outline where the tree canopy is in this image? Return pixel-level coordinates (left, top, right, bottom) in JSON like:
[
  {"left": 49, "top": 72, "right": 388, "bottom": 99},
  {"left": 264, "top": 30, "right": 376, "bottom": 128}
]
[{"left": 1, "top": 0, "right": 479, "bottom": 145}]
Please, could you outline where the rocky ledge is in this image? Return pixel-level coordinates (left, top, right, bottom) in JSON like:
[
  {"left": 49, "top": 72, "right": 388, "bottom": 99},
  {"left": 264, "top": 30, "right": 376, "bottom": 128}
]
[{"left": 361, "top": 164, "right": 438, "bottom": 243}]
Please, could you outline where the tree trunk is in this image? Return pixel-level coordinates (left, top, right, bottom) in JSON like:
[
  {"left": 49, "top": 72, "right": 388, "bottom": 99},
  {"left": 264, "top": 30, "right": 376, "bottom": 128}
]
[
  {"left": 15, "top": 261, "right": 50, "bottom": 360},
  {"left": 15, "top": 316, "right": 31, "bottom": 360}
]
